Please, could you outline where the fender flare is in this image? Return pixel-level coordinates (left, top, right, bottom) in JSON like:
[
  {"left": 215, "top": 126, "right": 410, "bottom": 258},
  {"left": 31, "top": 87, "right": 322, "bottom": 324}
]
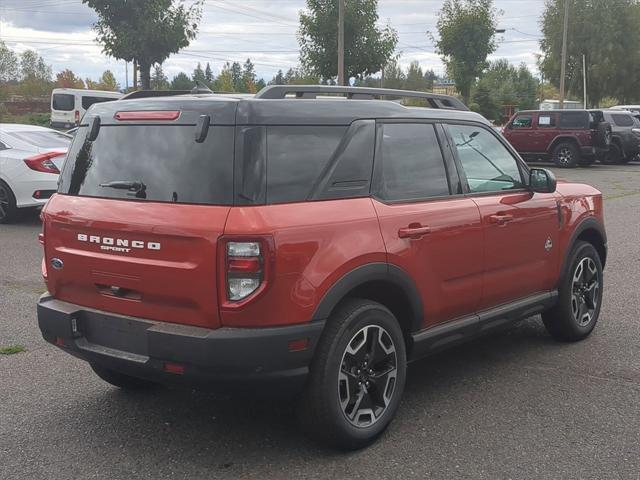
[
  {"left": 311, "top": 262, "right": 424, "bottom": 332},
  {"left": 560, "top": 217, "right": 608, "bottom": 277}
]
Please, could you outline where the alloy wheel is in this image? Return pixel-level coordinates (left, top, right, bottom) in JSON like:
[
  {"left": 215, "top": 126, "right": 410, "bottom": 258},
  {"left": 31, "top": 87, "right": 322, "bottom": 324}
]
[
  {"left": 338, "top": 325, "right": 398, "bottom": 428},
  {"left": 558, "top": 147, "right": 573, "bottom": 165},
  {"left": 571, "top": 257, "right": 600, "bottom": 327}
]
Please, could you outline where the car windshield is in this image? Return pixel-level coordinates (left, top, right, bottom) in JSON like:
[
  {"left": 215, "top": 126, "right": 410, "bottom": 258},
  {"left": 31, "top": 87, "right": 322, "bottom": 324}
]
[{"left": 9, "top": 130, "right": 72, "bottom": 148}]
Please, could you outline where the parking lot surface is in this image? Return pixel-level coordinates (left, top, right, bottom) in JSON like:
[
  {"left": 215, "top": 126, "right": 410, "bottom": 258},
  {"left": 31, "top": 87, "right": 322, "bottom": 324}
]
[{"left": 1, "top": 163, "right": 639, "bottom": 479}]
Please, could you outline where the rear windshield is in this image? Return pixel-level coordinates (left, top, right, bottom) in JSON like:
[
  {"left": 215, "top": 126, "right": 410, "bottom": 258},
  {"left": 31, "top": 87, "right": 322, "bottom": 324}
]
[
  {"left": 9, "top": 130, "right": 71, "bottom": 148},
  {"left": 58, "top": 124, "right": 233, "bottom": 205},
  {"left": 53, "top": 93, "right": 75, "bottom": 111}
]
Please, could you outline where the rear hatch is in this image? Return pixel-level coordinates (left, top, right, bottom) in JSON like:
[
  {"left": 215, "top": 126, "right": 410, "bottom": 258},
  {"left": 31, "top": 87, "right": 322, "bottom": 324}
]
[{"left": 42, "top": 97, "right": 238, "bottom": 329}]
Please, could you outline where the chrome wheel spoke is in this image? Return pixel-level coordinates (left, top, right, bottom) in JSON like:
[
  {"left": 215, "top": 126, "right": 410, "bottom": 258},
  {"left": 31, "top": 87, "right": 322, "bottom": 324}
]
[{"left": 571, "top": 257, "right": 600, "bottom": 327}]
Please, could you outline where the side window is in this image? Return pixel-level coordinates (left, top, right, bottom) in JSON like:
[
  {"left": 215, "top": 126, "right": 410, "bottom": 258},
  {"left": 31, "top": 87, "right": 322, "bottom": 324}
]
[
  {"left": 81, "top": 96, "right": 115, "bottom": 110},
  {"left": 449, "top": 124, "right": 524, "bottom": 194},
  {"left": 611, "top": 114, "right": 634, "bottom": 127},
  {"left": 377, "top": 123, "right": 450, "bottom": 202},
  {"left": 537, "top": 114, "right": 556, "bottom": 127},
  {"left": 559, "top": 111, "right": 588, "bottom": 129},
  {"left": 512, "top": 115, "right": 532, "bottom": 129},
  {"left": 266, "top": 126, "right": 347, "bottom": 203}
]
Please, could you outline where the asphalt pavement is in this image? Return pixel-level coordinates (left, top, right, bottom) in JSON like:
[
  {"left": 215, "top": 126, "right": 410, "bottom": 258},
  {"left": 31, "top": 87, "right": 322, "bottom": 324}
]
[{"left": 1, "top": 162, "right": 639, "bottom": 479}]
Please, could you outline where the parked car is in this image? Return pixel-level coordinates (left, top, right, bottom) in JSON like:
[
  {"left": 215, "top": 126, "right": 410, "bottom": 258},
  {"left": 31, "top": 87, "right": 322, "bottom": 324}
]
[
  {"left": 594, "top": 110, "right": 640, "bottom": 164},
  {"left": 37, "top": 86, "right": 607, "bottom": 450},
  {"left": 502, "top": 109, "right": 611, "bottom": 167},
  {"left": 51, "top": 88, "right": 122, "bottom": 129},
  {"left": 0, "top": 124, "right": 71, "bottom": 223}
]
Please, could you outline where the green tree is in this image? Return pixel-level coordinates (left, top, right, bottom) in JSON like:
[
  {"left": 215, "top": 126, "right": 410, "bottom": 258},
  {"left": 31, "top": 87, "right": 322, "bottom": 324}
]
[
  {"left": 471, "top": 59, "right": 538, "bottom": 122},
  {"left": 539, "top": 0, "right": 640, "bottom": 105},
  {"left": 216, "top": 62, "right": 235, "bottom": 92},
  {"left": 381, "top": 58, "right": 405, "bottom": 89},
  {"left": 56, "top": 69, "right": 85, "bottom": 88},
  {"left": 83, "top": 0, "right": 203, "bottom": 90},
  {"left": 230, "top": 62, "right": 243, "bottom": 91},
  {"left": 19, "top": 50, "right": 53, "bottom": 98},
  {"left": 0, "top": 41, "right": 19, "bottom": 83},
  {"left": 171, "top": 71, "right": 193, "bottom": 89},
  {"left": 433, "top": 0, "right": 498, "bottom": 103},
  {"left": 100, "top": 70, "right": 120, "bottom": 91},
  {"left": 204, "top": 62, "right": 213, "bottom": 84},
  {"left": 241, "top": 58, "right": 257, "bottom": 93},
  {"left": 192, "top": 62, "right": 206, "bottom": 84},
  {"left": 299, "top": 0, "right": 398, "bottom": 84},
  {"left": 151, "top": 64, "right": 169, "bottom": 90},
  {"left": 270, "top": 69, "right": 285, "bottom": 85}
]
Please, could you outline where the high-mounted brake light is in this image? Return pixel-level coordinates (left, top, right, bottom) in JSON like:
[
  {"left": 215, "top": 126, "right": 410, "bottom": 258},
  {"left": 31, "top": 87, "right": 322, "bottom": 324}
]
[
  {"left": 24, "top": 152, "right": 65, "bottom": 174},
  {"left": 114, "top": 110, "right": 181, "bottom": 121}
]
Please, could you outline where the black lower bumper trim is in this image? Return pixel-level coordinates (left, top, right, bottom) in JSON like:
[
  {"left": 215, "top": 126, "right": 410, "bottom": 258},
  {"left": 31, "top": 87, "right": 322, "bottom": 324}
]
[{"left": 37, "top": 294, "right": 324, "bottom": 390}]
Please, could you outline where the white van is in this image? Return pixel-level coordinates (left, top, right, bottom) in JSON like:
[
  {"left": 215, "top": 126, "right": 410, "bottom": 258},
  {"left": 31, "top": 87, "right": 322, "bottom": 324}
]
[{"left": 51, "top": 88, "right": 122, "bottom": 129}]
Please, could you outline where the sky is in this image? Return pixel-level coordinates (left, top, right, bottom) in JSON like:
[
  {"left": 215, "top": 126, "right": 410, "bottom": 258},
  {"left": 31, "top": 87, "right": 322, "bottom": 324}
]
[{"left": 0, "top": 0, "right": 548, "bottom": 88}]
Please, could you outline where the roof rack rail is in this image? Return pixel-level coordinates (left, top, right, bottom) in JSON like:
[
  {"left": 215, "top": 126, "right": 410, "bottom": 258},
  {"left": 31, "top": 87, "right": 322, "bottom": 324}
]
[{"left": 254, "top": 85, "right": 469, "bottom": 111}]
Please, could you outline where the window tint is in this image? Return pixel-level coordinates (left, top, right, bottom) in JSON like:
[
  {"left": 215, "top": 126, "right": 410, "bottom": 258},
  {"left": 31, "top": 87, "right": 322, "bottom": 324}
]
[
  {"left": 52, "top": 94, "right": 74, "bottom": 111},
  {"left": 537, "top": 114, "right": 556, "bottom": 127},
  {"left": 9, "top": 130, "right": 71, "bottom": 148},
  {"left": 449, "top": 125, "right": 523, "bottom": 193},
  {"left": 559, "top": 111, "right": 588, "bottom": 129},
  {"left": 59, "top": 125, "right": 234, "bottom": 205},
  {"left": 266, "top": 126, "right": 347, "bottom": 203},
  {"left": 377, "top": 123, "right": 449, "bottom": 201},
  {"left": 82, "top": 96, "right": 116, "bottom": 110},
  {"left": 512, "top": 115, "right": 532, "bottom": 128},
  {"left": 611, "top": 113, "right": 634, "bottom": 127}
]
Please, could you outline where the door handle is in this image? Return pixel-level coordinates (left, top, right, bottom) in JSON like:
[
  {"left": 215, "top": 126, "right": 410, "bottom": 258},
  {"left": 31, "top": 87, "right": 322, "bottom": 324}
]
[
  {"left": 398, "top": 224, "right": 431, "bottom": 239},
  {"left": 489, "top": 213, "right": 514, "bottom": 225}
]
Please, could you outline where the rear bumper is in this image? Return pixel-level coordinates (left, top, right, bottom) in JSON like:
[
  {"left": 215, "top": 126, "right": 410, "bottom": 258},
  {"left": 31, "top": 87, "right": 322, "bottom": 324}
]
[
  {"left": 50, "top": 121, "right": 76, "bottom": 130},
  {"left": 37, "top": 294, "right": 324, "bottom": 391}
]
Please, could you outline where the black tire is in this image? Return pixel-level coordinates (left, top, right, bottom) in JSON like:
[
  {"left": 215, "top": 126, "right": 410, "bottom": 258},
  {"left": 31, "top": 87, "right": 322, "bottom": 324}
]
[
  {"left": 602, "top": 143, "right": 623, "bottom": 165},
  {"left": 298, "top": 299, "right": 407, "bottom": 450},
  {"left": 594, "top": 122, "right": 612, "bottom": 148},
  {"left": 552, "top": 142, "right": 579, "bottom": 168},
  {"left": 90, "top": 363, "right": 158, "bottom": 390},
  {"left": 542, "top": 241, "right": 603, "bottom": 342},
  {"left": 0, "top": 179, "right": 18, "bottom": 224}
]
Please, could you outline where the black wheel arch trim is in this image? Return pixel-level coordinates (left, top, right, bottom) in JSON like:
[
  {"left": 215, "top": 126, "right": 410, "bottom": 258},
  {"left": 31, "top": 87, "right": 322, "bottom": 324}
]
[
  {"left": 310, "top": 262, "right": 424, "bottom": 332},
  {"left": 561, "top": 217, "right": 607, "bottom": 278}
]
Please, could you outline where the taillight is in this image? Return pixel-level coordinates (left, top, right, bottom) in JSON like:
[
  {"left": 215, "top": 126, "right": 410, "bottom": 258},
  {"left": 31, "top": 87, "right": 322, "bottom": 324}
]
[
  {"left": 74, "top": 110, "right": 80, "bottom": 124},
  {"left": 219, "top": 237, "right": 273, "bottom": 305},
  {"left": 23, "top": 152, "right": 65, "bottom": 174}
]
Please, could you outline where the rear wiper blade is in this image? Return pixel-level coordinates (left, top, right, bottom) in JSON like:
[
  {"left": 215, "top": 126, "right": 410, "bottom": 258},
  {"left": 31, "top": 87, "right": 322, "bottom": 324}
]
[{"left": 99, "top": 180, "right": 146, "bottom": 192}]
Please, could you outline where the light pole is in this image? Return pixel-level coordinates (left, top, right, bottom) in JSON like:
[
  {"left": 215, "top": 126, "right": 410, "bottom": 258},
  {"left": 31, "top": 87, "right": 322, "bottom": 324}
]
[
  {"left": 559, "top": 0, "right": 570, "bottom": 109},
  {"left": 338, "top": 0, "right": 345, "bottom": 86}
]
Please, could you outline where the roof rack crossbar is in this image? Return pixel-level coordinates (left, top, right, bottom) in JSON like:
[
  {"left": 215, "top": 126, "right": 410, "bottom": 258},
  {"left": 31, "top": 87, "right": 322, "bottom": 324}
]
[{"left": 254, "top": 85, "right": 469, "bottom": 111}]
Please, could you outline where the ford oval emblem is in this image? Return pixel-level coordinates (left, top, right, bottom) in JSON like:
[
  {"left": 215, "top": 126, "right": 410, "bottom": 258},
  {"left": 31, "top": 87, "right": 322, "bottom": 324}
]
[{"left": 51, "top": 258, "right": 64, "bottom": 270}]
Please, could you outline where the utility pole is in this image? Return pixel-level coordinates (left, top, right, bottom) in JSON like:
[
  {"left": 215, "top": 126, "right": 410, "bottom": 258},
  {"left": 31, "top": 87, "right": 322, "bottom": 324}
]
[
  {"left": 582, "top": 53, "right": 587, "bottom": 108},
  {"left": 338, "top": 0, "right": 345, "bottom": 86},
  {"left": 125, "top": 61, "right": 129, "bottom": 91},
  {"left": 559, "top": 0, "right": 569, "bottom": 109}
]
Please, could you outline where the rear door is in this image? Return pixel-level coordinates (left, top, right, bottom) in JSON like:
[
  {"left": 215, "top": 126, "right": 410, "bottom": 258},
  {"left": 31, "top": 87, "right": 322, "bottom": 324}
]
[
  {"left": 445, "top": 123, "right": 560, "bottom": 310},
  {"left": 372, "top": 122, "right": 484, "bottom": 328},
  {"left": 43, "top": 100, "right": 236, "bottom": 329}
]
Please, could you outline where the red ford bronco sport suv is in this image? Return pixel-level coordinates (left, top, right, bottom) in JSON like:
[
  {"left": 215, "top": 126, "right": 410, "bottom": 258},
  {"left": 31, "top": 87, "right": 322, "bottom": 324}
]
[
  {"left": 37, "top": 85, "right": 607, "bottom": 450},
  {"left": 502, "top": 109, "right": 611, "bottom": 167}
]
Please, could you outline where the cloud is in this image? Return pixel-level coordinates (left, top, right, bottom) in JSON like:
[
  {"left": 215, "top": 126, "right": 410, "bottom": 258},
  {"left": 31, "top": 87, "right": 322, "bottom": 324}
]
[{"left": 0, "top": 0, "right": 544, "bottom": 86}]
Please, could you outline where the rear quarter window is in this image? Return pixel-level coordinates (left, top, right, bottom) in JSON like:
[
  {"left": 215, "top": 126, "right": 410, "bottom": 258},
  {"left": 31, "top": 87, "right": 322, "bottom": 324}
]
[
  {"left": 52, "top": 94, "right": 75, "bottom": 111},
  {"left": 610, "top": 114, "right": 634, "bottom": 127},
  {"left": 82, "top": 96, "right": 117, "bottom": 110},
  {"left": 559, "top": 111, "right": 588, "bottom": 129}
]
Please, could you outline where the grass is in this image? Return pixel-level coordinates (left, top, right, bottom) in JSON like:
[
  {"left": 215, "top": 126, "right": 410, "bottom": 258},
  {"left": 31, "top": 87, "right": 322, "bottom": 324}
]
[{"left": 0, "top": 345, "right": 27, "bottom": 355}]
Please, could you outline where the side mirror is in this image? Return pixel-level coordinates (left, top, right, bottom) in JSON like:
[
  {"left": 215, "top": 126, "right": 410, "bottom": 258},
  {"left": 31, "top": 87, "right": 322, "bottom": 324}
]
[{"left": 529, "top": 168, "right": 557, "bottom": 194}]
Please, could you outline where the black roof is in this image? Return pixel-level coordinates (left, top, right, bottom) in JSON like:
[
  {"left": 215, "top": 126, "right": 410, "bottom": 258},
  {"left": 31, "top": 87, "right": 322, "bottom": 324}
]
[{"left": 85, "top": 86, "right": 489, "bottom": 127}]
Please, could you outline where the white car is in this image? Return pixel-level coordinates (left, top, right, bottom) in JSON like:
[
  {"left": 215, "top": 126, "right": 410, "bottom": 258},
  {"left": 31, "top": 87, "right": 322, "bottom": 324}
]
[{"left": 0, "top": 124, "right": 71, "bottom": 223}]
